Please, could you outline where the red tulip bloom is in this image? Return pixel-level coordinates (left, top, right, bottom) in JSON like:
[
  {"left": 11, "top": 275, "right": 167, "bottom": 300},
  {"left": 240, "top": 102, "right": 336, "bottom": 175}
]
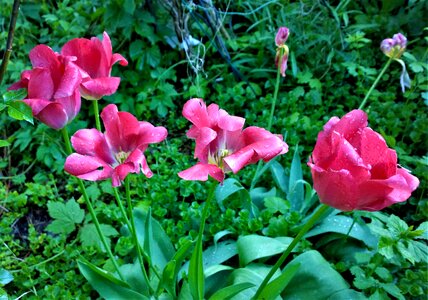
[
  {"left": 61, "top": 32, "right": 128, "bottom": 100},
  {"left": 64, "top": 104, "right": 167, "bottom": 186},
  {"left": 178, "top": 98, "right": 288, "bottom": 183},
  {"left": 308, "top": 110, "right": 419, "bottom": 211},
  {"left": 9, "top": 45, "right": 81, "bottom": 130}
]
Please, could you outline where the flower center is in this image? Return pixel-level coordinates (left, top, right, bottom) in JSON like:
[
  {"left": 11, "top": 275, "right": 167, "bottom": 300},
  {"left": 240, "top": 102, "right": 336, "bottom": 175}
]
[
  {"left": 115, "top": 151, "right": 130, "bottom": 164},
  {"left": 208, "top": 148, "right": 231, "bottom": 170}
]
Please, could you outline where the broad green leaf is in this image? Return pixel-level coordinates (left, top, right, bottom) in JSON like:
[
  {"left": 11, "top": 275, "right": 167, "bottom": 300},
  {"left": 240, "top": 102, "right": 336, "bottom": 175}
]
[
  {"left": 250, "top": 187, "right": 276, "bottom": 209},
  {"left": 77, "top": 259, "right": 148, "bottom": 300},
  {"left": 161, "top": 239, "right": 193, "bottom": 296},
  {"left": 230, "top": 264, "right": 282, "bottom": 299},
  {"left": 0, "top": 269, "right": 13, "bottom": 285},
  {"left": 80, "top": 224, "right": 118, "bottom": 252},
  {"left": 209, "top": 282, "right": 255, "bottom": 300},
  {"left": 282, "top": 250, "right": 355, "bottom": 299},
  {"left": 237, "top": 235, "right": 293, "bottom": 266},
  {"left": 181, "top": 240, "right": 237, "bottom": 280},
  {"left": 130, "top": 40, "right": 144, "bottom": 60},
  {"left": 327, "top": 289, "right": 367, "bottom": 300},
  {"left": 188, "top": 238, "right": 204, "bottom": 300},
  {"left": 288, "top": 145, "right": 303, "bottom": 211},
  {"left": 134, "top": 209, "right": 175, "bottom": 271},
  {"left": 305, "top": 215, "right": 378, "bottom": 248},
  {"left": 46, "top": 199, "right": 84, "bottom": 234},
  {"left": 259, "top": 263, "right": 300, "bottom": 300},
  {"left": 215, "top": 178, "right": 249, "bottom": 210},
  {"left": 269, "top": 160, "right": 288, "bottom": 193},
  {"left": 119, "top": 260, "right": 149, "bottom": 295},
  {"left": 7, "top": 101, "right": 33, "bottom": 124},
  {"left": 0, "top": 140, "right": 10, "bottom": 148},
  {"left": 2, "top": 89, "right": 27, "bottom": 102}
]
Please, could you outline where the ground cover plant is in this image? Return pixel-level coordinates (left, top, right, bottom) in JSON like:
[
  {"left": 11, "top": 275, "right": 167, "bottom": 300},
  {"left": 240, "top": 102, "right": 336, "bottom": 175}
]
[{"left": 1, "top": 0, "right": 427, "bottom": 299}]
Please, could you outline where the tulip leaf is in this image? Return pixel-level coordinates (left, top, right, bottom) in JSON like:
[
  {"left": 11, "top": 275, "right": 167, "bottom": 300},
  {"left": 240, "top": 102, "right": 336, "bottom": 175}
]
[
  {"left": 269, "top": 160, "right": 288, "bottom": 193},
  {"left": 282, "top": 250, "right": 358, "bottom": 299},
  {"left": 77, "top": 259, "right": 149, "bottom": 300},
  {"left": 0, "top": 269, "right": 13, "bottom": 285},
  {"left": 237, "top": 235, "right": 293, "bottom": 266},
  {"left": 134, "top": 208, "right": 175, "bottom": 272},
  {"left": 7, "top": 100, "right": 34, "bottom": 124},
  {"left": 188, "top": 235, "right": 204, "bottom": 300},
  {"left": 215, "top": 178, "right": 257, "bottom": 216},
  {"left": 209, "top": 282, "right": 255, "bottom": 300},
  {"left": 305, "top": 215, "right": 378, "bottom": 248},
  {"left": 258, "top": 263, "right": 300, "bottom": 300},
  {"left": 288, "top": 145, "right": 303, "bottom": 211}
]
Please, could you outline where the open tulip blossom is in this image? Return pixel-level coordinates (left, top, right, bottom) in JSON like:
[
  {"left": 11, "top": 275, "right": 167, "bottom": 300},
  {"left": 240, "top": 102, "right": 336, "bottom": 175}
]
[
  {"left": 64, "top": 104, "right": 167, "bottom": 186},
  {"left": 308, "top": 110, "right": 419, "bottom": 211},
  {"left": 178, "top": 98, "right": 288, "bottom": 183},
  {"left": 61, "top": 31, "right": 128, "bottom": 100},
  {"left": 8, "top": 45, "right": 81, "bottom": 130}
]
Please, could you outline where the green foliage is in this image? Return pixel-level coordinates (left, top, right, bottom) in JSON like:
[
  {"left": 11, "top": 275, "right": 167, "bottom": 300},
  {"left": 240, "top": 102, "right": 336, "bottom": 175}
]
[
  {"left": 46, "top": 199, "right": 84, "bottom": 234},
  {"left": 1, "top": 0, "right": 427, "bottom": 298}
]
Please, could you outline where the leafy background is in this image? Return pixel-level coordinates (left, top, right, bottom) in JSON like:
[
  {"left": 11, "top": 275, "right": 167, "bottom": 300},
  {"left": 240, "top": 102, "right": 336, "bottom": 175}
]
[{"left": 0, "top": 0, "right": 427, "bottom": 299}]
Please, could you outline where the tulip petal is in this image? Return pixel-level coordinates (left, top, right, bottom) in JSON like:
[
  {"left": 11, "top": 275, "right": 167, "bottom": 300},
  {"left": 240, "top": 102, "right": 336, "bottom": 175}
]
[
  {"left": 54, "top": 62, "right": 81, "bottom": 99},
  {"left": 178, "top": 163, "right": 224, "bottom": 182},
  {"left": 27, "top": 68, "right": 54, "bottom": 100},
  {"left": 332, "top": 109, "right": 367, "bottom": 143},
  {"left": 71, "top": 129, "right": 115, "bottom": 164},
  {"left": 112, "top": 53, "right": 128, "bottom": 66},
  {"left": 29, "top": 45, "right": 60, "bottom": 70},
  {"left": 358, "top": 170, "right": 419, "bottom": 211},
  {"left": 55, "top": 92, "right": 81, "bottom": 123},
  {"left": 23, "top": 100, "right": 68, "bottom": 130},
  {"left": 218, "top": 108, "right": 245, "bottom": 131},
  {"left": 359, "top": 128, "right": 397, "bottom": 179},
  {"left": 65, "top": 153, "right": 113, "bottom": 181},
  {"left": 81, "top": 77, "right": 121, "bottom": 100},
  {"left": 101, "top": 104, "right": 140, "bottom": 152},
  {"left": 62, "top": 37, "right": 103, "bottom": 78},
  {"left": 125, "top": 148, "right": 153, "bottom": 178},
  {"left": 309, "top": 164, "right": 358, "bottom": 211},
  {"left": 182, "top": 98, "right": 210, "bottom": 128},
  {"left": 137, "top": 122, "right": 168, "bottom": 146},
  {"left": 194, "top": 127, "right": 217, "bottom": 161}
]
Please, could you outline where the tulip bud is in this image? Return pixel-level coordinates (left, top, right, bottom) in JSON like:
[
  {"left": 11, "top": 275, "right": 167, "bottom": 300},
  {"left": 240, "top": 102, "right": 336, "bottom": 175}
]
[
  {"left": 381, "top": 33, "right": 407, "bottom": 59},
  {"left": 275, "top": 27, "right": 289, "bottom": 46}
]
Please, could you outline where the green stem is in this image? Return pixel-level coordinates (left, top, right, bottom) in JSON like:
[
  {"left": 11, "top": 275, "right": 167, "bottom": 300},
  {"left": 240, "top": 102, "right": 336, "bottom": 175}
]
[
  {"left": 250, "top": 49, "right": 283, "bottom": 189},
  {"left": 358, "top": 58, "right": 393, "bottom": 110},
  {"left": 93, "top": 100, "right": 102, "bottom": 132},
  {"left": 267, "top": 49, "right": 283, "bottom": 131},
  {"left": 190, "top": 181, "right": 217, "bottom": 300},
  {"left": 125, "top": 177, "right": 153, "bottom": 294},
  {"left": 113, "top": 186, "right": 132, "bottom": 231},
  {"left": 252, "top": 204, "right": 330, "bottom": 299},
  {"left": 61, "top": 127, "right": 125, "bottom": 281}
]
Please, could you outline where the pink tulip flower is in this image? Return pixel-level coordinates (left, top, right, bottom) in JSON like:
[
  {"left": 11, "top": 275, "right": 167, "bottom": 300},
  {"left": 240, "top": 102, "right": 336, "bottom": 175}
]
[
  {"left": 308, "top": 110, "right": 419, "bottom": 211},
  {"left": 9, "top": 45, "right": 81, "bottom": 130},
  {"left": 61, "top": 32, "right": 128, "bottom": 100},
  {"left": 178, "top": 98, "right": 288, "bottom": 183},
  {"left": 274, "top": 27, "right": 290, "bottom": 77},
  {"left": 64, "top": 104, "right": 167, "bottom": 187}
]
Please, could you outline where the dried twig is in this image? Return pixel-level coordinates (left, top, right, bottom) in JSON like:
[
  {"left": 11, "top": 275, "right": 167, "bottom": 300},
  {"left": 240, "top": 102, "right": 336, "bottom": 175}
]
[{"left": 0, "top": 0, "right": 21, "bottom": 85}]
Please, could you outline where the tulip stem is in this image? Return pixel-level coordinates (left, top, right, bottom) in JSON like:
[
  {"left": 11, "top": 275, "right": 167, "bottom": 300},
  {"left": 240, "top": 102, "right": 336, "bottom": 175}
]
[
  {"left": 61, "top": 127, "right": 125, "bottom": 281},
  {"left": 358, "top": 58, "right": 393, "bottom": 110},
  {"left": 267, "top": 48, "right": 283, "bottom": 131},
  {"left": 93, "top": 100, "right": 102, "bottom": 132},
  {"left": 251, "top": 48, "right": 283, "bottom": 189},
  {"left": 124, "top": 177, "right": 153, "bottom": 294},
  {"left": 113, "top": 187, "right": 132, "bottom": 231},
  {"left": 252, "top": 204, "right": 330, "bottom": 299}
]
